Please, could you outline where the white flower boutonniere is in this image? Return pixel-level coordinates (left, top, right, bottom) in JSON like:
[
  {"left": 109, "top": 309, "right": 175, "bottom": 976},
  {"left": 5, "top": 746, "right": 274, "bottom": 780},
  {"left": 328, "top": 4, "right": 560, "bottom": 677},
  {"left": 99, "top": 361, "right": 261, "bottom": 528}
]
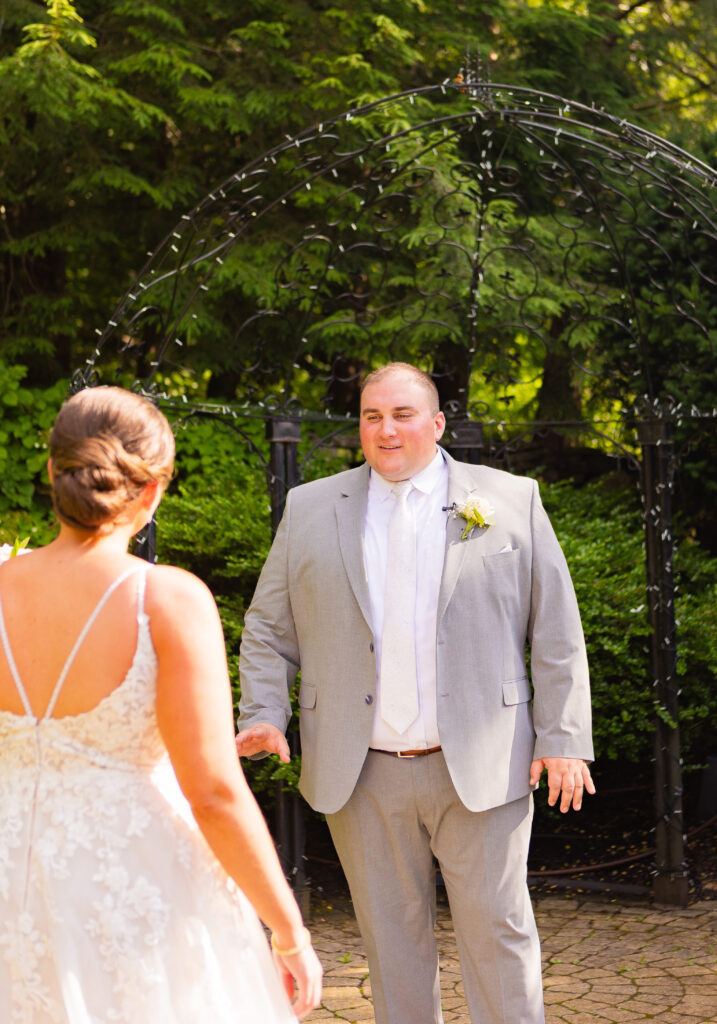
[{"left": 443, "top": 494, "right": 496, "bottom": 540}]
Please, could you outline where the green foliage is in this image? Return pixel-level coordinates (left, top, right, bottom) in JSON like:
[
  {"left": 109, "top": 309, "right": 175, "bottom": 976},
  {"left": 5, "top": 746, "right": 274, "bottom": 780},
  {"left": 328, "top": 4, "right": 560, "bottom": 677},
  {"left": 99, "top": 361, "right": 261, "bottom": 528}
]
[
  {"left": 0, "top": 363, "right": 65, "bottom": 545},
  {"left": 4, "top": 0, "right": 714, "bottom": 391},
  {"left": 542, "top": 476, "right": 717, "bottom": 768},
  {"left": 152, "top": 415, "right": 278, "bottom": 781},
  {"left": 0, "top": 0, "right": 489, "bottom": 382},
  {"left": 155, "top": 414, "right": 273, "bottom": 618},
  {"left": 622, "top": 0, "right": 717, "bottom": 142},
  {"left": 503, "top": 1, "right": 635, "bottom": 116}
]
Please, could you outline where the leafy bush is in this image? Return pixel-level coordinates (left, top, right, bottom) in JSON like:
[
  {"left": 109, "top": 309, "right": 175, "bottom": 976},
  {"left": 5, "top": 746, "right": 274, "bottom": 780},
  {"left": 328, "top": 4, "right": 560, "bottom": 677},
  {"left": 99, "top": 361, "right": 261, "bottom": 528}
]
[
  {"left": 0, "top": 363, "right": 65, "bottom": 546},
  {"left": 154, "top": 415, "right": 274, "bottom": 671},
  {"left": 542, "top": 476, "right": 717, "bottom": 770}
]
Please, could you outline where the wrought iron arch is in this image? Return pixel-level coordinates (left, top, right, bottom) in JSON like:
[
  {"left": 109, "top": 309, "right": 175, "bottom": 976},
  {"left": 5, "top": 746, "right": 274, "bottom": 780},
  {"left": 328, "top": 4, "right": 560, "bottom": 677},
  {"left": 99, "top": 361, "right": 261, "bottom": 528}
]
[
  {"left": 75, "top": 79, "right": 715, "bottom": 415},
  {"left": 73, "top": 74, "right": 716, "bottom": 907}
]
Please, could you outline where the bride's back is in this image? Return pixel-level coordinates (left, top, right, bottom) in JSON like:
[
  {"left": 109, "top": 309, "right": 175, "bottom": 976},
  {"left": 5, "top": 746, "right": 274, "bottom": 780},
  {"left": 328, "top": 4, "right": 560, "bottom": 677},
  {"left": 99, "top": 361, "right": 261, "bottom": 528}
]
[
  {"left": 0, "top": 384, "right": 321, "bottom": 1024},
  {"left": 0, "top": 550, "right": 146, "bottom": 719},
  {"left": 0, "top": 386, "right": 175, "bottom": 721}
]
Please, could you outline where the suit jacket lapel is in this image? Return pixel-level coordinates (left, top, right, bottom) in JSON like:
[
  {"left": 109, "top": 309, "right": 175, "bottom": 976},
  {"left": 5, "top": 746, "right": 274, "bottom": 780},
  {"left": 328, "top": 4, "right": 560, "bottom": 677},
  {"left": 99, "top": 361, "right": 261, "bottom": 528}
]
[
  {"left": 437, "top": 452, "right": 487, "bottom": 628},
  {"left": 335, "top": 462, "right": 374, "bottom": 632}
]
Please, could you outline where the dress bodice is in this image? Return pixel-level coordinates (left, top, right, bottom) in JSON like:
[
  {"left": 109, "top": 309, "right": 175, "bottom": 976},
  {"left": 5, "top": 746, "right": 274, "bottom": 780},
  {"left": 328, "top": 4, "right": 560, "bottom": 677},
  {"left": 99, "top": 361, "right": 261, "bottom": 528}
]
[
  {"left": 0, "top": 567, "right": 166, "bottom": 776},
  {"left": 0, "top": 609, "right": 164, "bottom": 775}
]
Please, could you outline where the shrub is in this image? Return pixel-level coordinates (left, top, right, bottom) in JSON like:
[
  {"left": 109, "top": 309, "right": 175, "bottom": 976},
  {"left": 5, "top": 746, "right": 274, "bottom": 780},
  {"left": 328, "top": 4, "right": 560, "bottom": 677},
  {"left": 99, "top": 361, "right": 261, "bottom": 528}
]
[
  {"left": 541, "top": 476, "right": 716, "bottom": 770},
  {"left": 0, "top": 363, "right": 66, "bottom": 546}
]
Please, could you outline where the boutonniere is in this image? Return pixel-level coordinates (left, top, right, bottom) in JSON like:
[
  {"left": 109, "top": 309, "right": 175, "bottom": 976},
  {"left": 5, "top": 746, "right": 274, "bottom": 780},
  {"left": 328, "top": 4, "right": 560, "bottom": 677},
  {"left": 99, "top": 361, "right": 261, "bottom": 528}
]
[{"left": 442, "top": 494, "right": 496, "bottom": 539}]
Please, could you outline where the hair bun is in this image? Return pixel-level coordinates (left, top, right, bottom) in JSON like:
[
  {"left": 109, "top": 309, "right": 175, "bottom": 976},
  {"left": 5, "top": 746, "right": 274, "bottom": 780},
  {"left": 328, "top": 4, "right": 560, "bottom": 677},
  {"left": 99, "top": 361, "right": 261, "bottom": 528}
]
[{"left": 50, "top": 387, "right": 175, "bottom": 532}]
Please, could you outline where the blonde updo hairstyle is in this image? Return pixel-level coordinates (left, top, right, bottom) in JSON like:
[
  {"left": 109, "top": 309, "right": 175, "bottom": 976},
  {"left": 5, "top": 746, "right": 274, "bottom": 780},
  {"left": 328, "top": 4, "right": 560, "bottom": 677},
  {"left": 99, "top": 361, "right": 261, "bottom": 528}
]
[{"left": 49, "top": 387, "right": 175, "bottom": 533}]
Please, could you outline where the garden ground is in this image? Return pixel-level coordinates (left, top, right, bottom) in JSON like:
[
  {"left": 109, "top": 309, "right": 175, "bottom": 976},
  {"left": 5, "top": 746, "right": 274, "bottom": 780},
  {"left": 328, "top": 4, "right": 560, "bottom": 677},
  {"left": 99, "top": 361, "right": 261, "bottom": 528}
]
[
  {"left": 298, "top": 762, "right": 716, "bottom": 1022},
  {"left": 305, "top": 890, "right": 717, "bottom": 1023}
]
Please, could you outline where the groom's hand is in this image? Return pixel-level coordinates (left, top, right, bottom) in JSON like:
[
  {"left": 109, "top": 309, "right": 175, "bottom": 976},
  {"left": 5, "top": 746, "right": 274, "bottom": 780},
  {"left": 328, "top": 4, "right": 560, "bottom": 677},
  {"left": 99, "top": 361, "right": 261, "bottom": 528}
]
[
  {"left": 529, "top": 757, "right": 595, "bottom": 813},
  {"left": 235, "top": 723, "right": 291, "bottom": 763}
]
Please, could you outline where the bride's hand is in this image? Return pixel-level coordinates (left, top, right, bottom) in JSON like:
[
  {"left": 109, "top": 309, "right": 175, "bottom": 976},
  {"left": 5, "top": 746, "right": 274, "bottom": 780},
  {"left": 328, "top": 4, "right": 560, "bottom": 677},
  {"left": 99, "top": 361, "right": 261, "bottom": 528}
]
[{"left": 273, "top": 941, "right": 323, "bottom": 1019}]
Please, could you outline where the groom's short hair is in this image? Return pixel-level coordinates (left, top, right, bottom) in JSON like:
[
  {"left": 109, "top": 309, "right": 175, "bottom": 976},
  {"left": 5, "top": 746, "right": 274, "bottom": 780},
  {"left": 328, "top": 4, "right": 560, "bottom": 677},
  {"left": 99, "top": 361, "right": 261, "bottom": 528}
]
[{"left": 360, "top": 362, "right": 440, "bottom": 414}]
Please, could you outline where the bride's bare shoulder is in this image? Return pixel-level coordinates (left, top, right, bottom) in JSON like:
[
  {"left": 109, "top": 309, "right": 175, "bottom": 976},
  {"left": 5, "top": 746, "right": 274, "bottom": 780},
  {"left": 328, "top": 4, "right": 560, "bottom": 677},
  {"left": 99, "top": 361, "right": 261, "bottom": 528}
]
[
  {"left": 0, "top": 545, "right": 45, "bottom": 582},
  {"left": 144, "top": 563, "right": 218, "bottom": 625}
]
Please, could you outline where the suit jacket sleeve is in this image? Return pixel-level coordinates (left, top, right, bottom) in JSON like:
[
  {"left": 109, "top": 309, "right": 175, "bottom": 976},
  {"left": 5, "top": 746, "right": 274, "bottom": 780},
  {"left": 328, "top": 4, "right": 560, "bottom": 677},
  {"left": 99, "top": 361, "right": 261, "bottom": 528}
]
[
  {"left": 527, "top": 479, "right": 594, "bottom": 762},
  {"left": 237, "top": 492, "right": 299, "bottom": 735}
]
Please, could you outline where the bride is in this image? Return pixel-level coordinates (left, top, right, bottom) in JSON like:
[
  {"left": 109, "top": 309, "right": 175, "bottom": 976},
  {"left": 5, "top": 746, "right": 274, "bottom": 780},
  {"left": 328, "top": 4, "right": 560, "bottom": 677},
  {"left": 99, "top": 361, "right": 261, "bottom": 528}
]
[{"left": 0, "top": 386, "right": 322, "bottom": 1022}]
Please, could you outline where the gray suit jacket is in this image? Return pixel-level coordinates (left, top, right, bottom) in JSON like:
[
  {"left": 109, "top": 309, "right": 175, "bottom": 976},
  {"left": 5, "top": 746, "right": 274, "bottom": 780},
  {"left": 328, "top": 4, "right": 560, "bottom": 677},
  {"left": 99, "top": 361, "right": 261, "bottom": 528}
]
[{"left": 238, "top": 450, "right": 593, "bottom": 815}]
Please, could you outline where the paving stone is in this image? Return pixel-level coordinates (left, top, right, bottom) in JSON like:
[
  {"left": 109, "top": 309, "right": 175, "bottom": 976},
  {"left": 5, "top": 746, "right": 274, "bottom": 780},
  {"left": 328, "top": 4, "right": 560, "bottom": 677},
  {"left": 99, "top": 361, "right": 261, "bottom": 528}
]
[
  {"left": 602, "top": 1010, "right": 648, "bottom": 1023},
  {"left": 677, "top": 995, "right": 717, "bottom": 1014},
  {"left": 321, "top": 987, "right": 363, "bottom": 1000},
  {"left": 672, "top": 966, "right": 716, "bottom": 977},
  {"left": 546, "top": 963, "right": 592, "bottom": 975},
  {"left": 544, "top": 993, "right": 572, "bottom": 1006},
  {"left": 585, "top": 980, "right": 637, "bottom": 992},
  {"left": 658, "top": 1014, "right": 705, "bottom": 1024},
  {"left": 344, "top": 1006, "right": 375, "bottom": 1020},
  {"left": 323, "top": 976, "right": 369, "bottom": 988},
  {"left": 441, "top": 995, "right": 468, "bottom": 1009},
  {"left": 563, "top": 996, "right": 623, "bottom": 1013},
  {"left": 558, "top": 1013, "right": 620, "bottom": 1024}
]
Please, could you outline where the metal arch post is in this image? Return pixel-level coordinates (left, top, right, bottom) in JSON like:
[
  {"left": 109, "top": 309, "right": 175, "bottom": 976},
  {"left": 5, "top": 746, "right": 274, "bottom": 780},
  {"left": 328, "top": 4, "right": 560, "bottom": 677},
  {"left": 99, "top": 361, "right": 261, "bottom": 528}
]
[
  {"left": 638, "top": 419, "right": 689, "bottom": 907},
  {"left": 266, "top": 416, "right": 310, "bottom": 917},
  {"left": 267, "top": 417, "right": 301, "bottom": 531},
  {"left": 133, "top": 519, "right": 157, "bottom": 564},
  {"left": 446, "top": 419, "right": 484, "bottom": 465}
]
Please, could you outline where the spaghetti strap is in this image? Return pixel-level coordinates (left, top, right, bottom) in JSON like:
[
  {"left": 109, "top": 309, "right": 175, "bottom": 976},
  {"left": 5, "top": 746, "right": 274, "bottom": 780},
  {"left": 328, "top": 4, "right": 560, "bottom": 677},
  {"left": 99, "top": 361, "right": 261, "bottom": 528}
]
[
  {"left": 0, "top": 594, "right": 34, "bottom": 718},
  {"left": 136, "top": 564, "right": 148, "bottom": 620},
  {"left": 0, "top": 566, "right": 143, "bottom": 721},
  {"left": 43, "top": 567, "right": 142, "bottom": 720}
]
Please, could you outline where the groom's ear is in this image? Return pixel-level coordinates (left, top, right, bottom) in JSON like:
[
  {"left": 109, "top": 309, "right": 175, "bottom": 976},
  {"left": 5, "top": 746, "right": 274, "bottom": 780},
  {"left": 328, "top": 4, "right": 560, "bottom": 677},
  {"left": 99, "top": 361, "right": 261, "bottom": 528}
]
[{"left": 434, "top": 411, "right": 446, "bottom": 441}]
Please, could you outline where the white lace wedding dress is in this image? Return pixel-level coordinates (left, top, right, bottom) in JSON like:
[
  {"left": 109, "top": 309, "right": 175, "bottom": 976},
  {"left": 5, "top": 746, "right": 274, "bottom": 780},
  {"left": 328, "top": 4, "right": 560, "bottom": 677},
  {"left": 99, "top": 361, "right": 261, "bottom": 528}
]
[{"left": 0, "top": 567, "right": 298, "bottom": 1024}]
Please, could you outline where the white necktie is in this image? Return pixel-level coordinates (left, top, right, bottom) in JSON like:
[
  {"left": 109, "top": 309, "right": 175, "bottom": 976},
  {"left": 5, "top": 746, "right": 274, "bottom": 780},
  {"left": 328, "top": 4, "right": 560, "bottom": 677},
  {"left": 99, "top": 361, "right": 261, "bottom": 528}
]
[{"left": 380, "top": 481, "right": 419, "bottom": 734}]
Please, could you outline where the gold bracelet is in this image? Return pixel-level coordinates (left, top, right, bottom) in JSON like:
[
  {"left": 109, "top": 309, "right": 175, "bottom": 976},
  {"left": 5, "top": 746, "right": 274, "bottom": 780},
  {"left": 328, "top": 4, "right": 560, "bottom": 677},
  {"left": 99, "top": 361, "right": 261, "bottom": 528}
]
[{"left": 270, "top": 926, "right": 311, "bottom": 957}]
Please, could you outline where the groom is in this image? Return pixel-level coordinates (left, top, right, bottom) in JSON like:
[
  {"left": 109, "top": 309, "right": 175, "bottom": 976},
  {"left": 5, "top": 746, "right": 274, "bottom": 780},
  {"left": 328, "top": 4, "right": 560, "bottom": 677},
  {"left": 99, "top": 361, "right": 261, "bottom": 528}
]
[{"left": 237, "top": 362, "right": 594, "bottom": 1024}]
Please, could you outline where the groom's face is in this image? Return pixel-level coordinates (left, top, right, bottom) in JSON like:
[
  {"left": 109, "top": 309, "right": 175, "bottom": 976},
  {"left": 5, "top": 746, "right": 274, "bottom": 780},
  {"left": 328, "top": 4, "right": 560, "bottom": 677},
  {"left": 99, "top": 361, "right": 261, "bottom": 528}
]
[{"left": 359, "top": 371, "right": 446, "bottom": 482}]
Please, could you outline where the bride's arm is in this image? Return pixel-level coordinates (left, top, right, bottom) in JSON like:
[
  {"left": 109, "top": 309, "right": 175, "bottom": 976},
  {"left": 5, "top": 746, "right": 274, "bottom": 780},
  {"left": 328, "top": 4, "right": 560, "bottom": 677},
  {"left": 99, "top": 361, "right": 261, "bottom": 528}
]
[{"left": 148, "top": 565, "right": 322, "bottom": 1017}]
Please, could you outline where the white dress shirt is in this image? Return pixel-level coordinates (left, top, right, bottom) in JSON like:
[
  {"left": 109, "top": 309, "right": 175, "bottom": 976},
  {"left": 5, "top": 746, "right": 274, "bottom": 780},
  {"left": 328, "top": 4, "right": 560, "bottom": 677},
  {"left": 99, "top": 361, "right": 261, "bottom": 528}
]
[{"left": 364, "top": 449, "right": 448, "bottom": 751}]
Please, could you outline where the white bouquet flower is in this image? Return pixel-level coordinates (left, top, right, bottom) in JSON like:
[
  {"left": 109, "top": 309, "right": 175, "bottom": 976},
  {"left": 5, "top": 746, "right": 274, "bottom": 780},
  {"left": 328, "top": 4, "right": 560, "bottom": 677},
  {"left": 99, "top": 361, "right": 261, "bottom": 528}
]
[{"left": 0, "top": 538, "right": 30, "bottom": 564}]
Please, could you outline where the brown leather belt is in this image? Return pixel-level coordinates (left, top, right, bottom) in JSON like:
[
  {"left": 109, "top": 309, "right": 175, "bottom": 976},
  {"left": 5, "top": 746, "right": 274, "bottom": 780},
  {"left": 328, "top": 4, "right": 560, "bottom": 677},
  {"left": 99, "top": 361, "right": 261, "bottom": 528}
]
[{"left": 371, "top": 745, "right": 442, "bottom": 759}]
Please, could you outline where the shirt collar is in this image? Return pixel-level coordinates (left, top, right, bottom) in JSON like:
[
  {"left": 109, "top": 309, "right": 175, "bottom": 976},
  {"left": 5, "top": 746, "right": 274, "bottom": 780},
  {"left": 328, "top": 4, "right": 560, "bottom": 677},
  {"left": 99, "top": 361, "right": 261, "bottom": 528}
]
[{"left": 369, "top": 448, "right": 446, "bottom": 502}]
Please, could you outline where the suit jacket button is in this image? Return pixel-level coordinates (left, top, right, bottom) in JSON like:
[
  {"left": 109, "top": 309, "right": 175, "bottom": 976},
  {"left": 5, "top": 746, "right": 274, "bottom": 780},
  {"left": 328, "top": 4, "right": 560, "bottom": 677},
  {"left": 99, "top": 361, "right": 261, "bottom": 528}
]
[
  {"left": 369, "top": 642, "right": 375, "bottom": 652},
  {"left": 365, "top": 695, "right": 374, "bottom": 705}
]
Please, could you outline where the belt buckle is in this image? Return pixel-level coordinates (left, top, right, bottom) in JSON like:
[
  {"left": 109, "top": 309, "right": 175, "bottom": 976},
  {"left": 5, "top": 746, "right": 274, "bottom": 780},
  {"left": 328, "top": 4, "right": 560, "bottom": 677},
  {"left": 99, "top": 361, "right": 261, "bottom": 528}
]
[{"left": 396, "top": 750, "right": 416, "bottom": 758}]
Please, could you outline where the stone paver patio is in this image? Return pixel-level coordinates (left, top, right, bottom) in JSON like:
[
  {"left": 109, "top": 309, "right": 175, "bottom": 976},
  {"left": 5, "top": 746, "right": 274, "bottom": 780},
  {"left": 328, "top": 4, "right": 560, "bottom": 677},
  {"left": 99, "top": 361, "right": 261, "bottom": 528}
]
[{"left": 305, "top": 894, "right": 717, "bottom": 1023}]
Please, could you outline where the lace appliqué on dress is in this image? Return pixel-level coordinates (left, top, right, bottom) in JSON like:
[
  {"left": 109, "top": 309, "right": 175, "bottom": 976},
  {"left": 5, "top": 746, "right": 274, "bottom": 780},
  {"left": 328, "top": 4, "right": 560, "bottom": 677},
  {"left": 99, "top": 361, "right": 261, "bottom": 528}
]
[{"left": 0, "top": 570, "right": 297, "bottom": 1024}]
